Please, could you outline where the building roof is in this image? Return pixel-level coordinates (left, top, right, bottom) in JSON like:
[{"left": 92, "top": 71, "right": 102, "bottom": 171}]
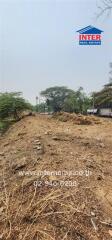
[{"left": 77, "top": 25, "right": 103, "bottom": 34}]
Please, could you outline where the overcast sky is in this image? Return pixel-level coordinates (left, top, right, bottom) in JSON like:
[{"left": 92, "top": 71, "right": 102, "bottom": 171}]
[{"left": 0, "top": 0, "right": 112, "bottom": 103}]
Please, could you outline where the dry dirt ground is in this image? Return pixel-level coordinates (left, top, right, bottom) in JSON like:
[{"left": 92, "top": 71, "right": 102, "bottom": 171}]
[{"left": 0, "top": 114, "right": 112, "bottom": 240}]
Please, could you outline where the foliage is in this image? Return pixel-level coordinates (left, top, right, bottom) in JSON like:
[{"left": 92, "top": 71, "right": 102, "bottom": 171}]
[
  {"left": 0, "top": 120, "right": 11, "bottom": 133},
  {"left": 63, "top": 87, "right": 92, "bottom": 114},
  {"left": 34, "top": 103, "right": 47, "bottom": 113},
  {"left": 41, "top": 86, "right": 92, "bottom": 114},
  {"left": 41, "top": 86, "right": 75, "bottom": 112},
  {"left": 0, "top": 92, "right": 32, "bottom": 120},
  {"left": 94, "top": 82, "right": 112, "bottom": 108}
]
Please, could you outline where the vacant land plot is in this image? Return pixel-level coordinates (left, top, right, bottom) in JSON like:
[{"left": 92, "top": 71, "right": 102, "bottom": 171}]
[{"left": 0, "top": 114, "right": 112, "bottom": 240}]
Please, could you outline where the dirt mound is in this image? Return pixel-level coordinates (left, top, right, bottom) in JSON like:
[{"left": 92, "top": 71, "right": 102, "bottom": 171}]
[{"left": 53, "top": 112, "right": 102, "bottom": 125}]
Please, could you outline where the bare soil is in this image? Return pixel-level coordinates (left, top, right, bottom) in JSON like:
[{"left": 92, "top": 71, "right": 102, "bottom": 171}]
[{"left": 0, "top": 114, "right": 112, "bottom": 240}]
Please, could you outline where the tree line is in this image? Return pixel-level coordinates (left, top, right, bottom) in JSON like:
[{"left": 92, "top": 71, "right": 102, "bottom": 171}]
[
  {"left": 39, "top": 86, "right": 92, "bottom": 114},
  {"left": 0, "top": 81, "right": 112, "bottom": 131}
]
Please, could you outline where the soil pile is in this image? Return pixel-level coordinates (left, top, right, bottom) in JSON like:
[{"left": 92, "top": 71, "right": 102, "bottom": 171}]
[{"left": 52, "top": 112, "right": 102, "bottom": 125}]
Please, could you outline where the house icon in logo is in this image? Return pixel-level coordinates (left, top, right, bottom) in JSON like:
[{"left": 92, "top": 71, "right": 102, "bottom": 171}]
[{"left": 77, "top": 25, "right": 103, "bottom": 45}]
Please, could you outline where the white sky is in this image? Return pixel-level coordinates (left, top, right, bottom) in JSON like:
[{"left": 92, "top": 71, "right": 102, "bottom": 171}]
[{"left": 0, "top": 0, "right": 112, "bottom": 104}]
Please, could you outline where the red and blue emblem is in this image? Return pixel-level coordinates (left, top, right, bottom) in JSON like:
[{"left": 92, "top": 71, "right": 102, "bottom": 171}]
[{"left": 77, "top": 26, "right": 103, "bottom": 45}]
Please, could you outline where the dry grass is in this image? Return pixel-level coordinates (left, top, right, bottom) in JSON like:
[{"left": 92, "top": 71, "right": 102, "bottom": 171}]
[
  {"left": 0, "top": 174, "right": 108, "bottom": 240},
  {"left": 0, "top": 115, "right": 112, "bottom": 240}
]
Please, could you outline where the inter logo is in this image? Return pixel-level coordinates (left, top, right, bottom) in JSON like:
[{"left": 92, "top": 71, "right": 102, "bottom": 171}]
[{"left": 77, "top": 25, "right": 103, "bottom": 45}]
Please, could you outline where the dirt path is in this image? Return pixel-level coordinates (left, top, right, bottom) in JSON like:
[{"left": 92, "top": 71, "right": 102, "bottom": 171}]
[{"left": 0, "top": 115, "right": 112, "bottom": 240}]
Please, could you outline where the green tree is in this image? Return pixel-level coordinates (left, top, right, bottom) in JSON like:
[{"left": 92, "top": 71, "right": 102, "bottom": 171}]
[
  {"left": 63, "top": 87, "right": 92, "bottom": 114},
  {"left": 94, "top": 81, "right": 112, "bottom": 108},
  {"left": 41, "top": 86, "right": 75, "bottom": 112},
  {"left": 34, "top": 102, "right": 47, "bottom": 113},
  {"left": 0, "top": 92, "right": 32, "bottom": 120}
]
